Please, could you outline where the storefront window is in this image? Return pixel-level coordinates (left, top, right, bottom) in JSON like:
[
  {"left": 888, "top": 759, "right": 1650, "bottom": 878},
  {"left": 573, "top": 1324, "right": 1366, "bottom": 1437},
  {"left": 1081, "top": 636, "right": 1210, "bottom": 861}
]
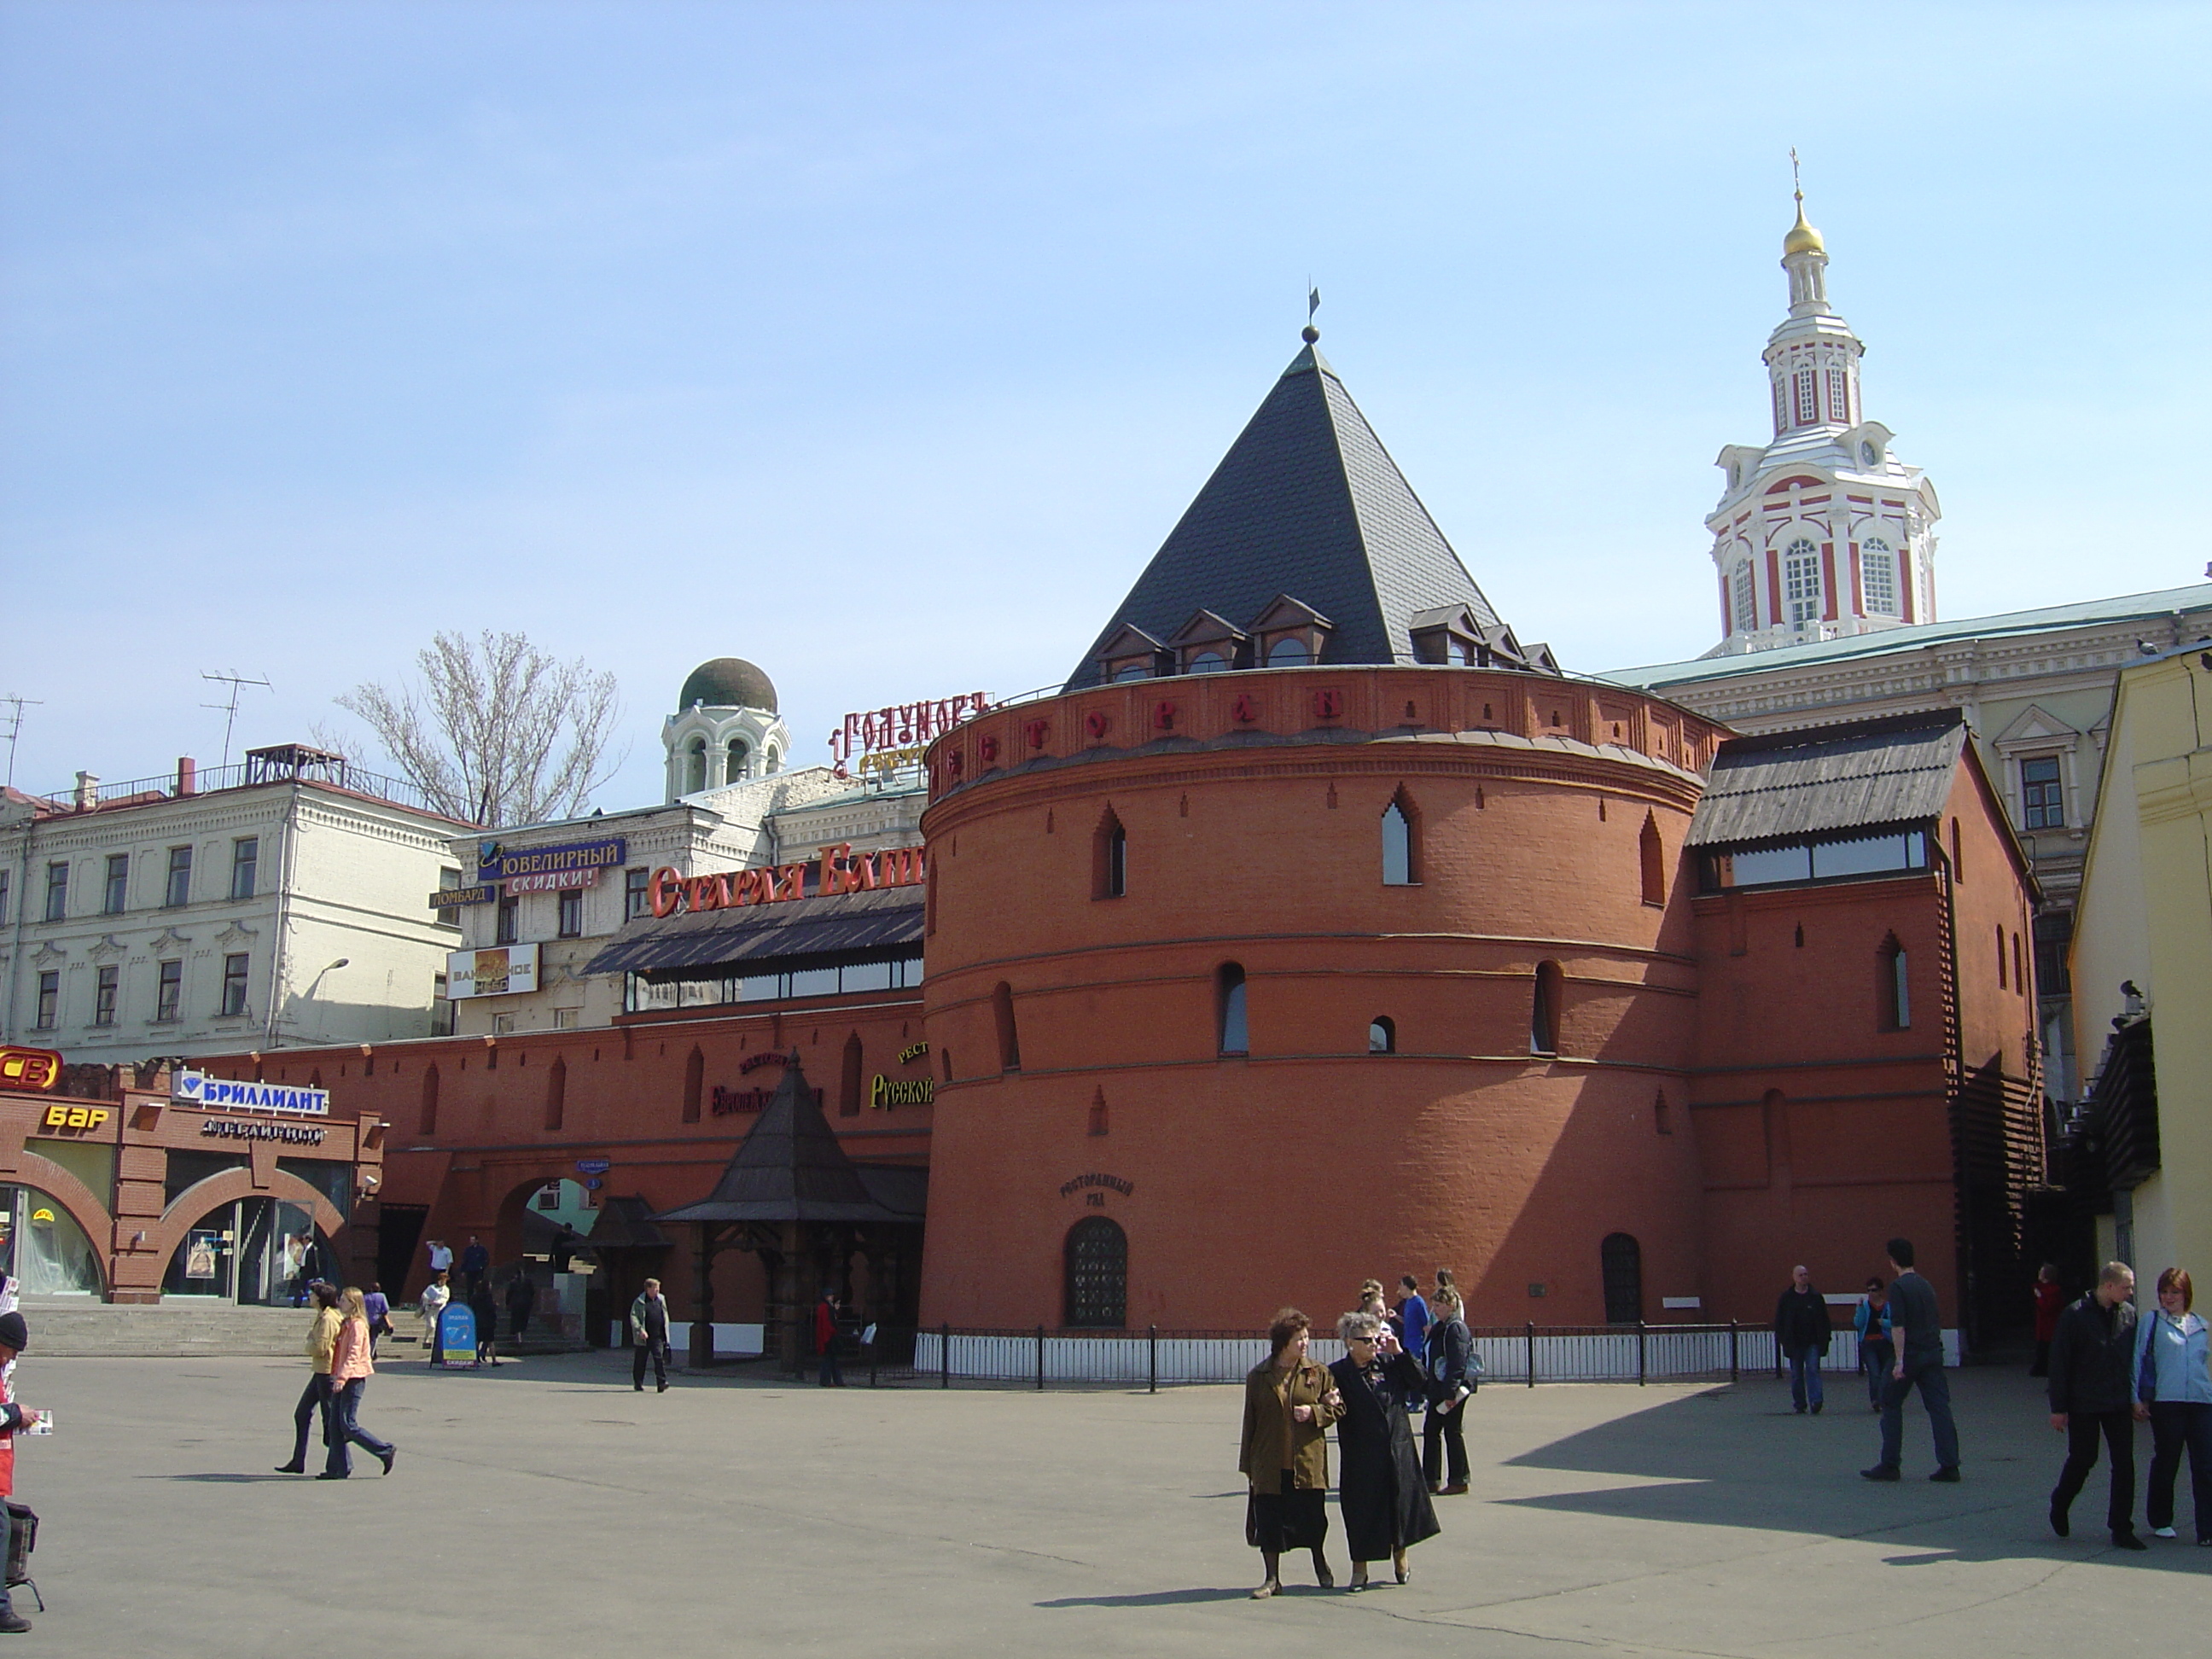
[
  {"left": 164, "top": 1197, "right": 329, "bottom": 1304},
  {"left": 0, "top": 1186, "right": 103, "bottom": 1297}
]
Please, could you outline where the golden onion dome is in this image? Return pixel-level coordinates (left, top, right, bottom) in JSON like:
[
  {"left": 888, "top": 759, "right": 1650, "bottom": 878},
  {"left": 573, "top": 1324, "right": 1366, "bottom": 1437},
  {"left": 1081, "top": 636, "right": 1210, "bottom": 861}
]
[{"left": 1784, "top": 193, "right": 1825, "bottom": 256}]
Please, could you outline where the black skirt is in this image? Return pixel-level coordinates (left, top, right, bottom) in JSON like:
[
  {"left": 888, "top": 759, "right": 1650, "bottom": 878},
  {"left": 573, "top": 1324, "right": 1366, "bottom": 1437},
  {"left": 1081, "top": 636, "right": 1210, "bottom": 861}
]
[{"left": 1246, "top": 1470, "right": 1329, "bottom": 1552}]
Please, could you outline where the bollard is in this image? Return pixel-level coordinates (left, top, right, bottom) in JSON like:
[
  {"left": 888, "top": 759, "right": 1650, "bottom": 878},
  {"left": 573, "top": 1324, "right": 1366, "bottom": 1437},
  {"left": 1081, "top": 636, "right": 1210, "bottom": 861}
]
[
  {"left": 1728, "top": 1319, "right": 1739, "bottom": 1383},
  {"left": 1526, "top": 1320, "right": 1536, "bottom": 1388},
  {"left": 940, "top": 1321, "right": 951, "bottom": 1389},
  {"left": 1637, "top": 1321, "right": 1647, "bottom": 1386},
  {"left": 1149, "top": 1324, "right": 1158, "bottom": 1394},
  {"left": 1036, "top": 1324, "right": 1046, "bottom": 1391}
]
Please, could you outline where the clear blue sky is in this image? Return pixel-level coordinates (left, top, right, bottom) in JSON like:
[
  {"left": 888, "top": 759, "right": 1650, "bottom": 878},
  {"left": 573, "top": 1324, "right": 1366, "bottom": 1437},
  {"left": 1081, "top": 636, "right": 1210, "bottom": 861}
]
[{"left": 5, "top": 3, "right": 2206, "bottom": 809}]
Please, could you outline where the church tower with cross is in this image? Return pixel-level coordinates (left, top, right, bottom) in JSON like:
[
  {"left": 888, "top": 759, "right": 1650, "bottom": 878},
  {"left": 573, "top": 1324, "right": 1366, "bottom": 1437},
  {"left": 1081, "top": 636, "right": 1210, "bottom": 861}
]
[{"left": 1701, "top": 167, "right": 1941, "bottom": 656}]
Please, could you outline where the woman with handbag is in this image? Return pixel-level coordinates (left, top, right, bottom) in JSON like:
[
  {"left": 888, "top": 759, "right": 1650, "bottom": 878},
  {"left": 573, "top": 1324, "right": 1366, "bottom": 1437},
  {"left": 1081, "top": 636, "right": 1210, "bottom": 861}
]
[
  {"left": 1238, "top": 1308, "right": 1342, "bottom": 1599},
  {"left": 1423, "top": 1287, "right": 1475, "bottom": 1496},
  {"left": 321, "top": 1288, "right": 397, "bottom": 1480},
  {"left": 2133, "top": 1267, "right": 2212, "bottom": 1544}
]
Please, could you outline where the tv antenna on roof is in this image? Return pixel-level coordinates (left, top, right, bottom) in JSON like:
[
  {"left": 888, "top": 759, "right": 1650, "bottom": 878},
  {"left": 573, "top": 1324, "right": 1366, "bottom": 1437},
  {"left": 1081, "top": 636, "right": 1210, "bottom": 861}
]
[
  {"left": 201, "top": 672, "right": 271, "bottom": 771},
  {"left": 0, "top": 695, "right": 43, "bottom": 789}
]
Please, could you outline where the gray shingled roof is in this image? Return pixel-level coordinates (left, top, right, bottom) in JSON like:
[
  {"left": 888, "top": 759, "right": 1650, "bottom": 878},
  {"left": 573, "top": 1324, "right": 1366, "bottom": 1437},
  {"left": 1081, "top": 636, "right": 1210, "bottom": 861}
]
[
  {"left": 1686, "top": 711, "right": 1967, "bottom": 849},
  {"left": 653, "top": 1052, "right": 923, "bottom": 1225},
  {"left": 1063, "top": 341, "right": 1511, "bottom": 690},
  {"left": 582, "top": 885, "right": 923, "bottom": 979}
]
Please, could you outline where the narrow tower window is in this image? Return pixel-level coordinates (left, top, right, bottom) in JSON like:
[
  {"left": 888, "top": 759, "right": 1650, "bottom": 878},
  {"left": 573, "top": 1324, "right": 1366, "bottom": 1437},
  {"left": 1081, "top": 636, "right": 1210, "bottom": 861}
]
[
  {"left": 1795, "top": 366, "right": 1817, "bottom": 425},
  {"left": 1732, "top": 562, "right": 1757, "bottom": 635},
  {"left": 1783, "top": 538, "right": 1821, "bottom": 628},
  {"left": 1827, "top": 366, "right": 1849, "bottom": 423},
  {"left": 1093, "top": 809, "right": 1127, "bottom": 899},
  {"left": 1878, "top": 934, "right": 1911, "bottom": 1030},
  {"left": 1639, "top": 812, "right": 1666, "bottom": 905},
  {"left": 1218, "top": 963, "right": 1249, "bottom": 1056},
  {"left": 1601, "top": 1233, "right": 1643, "bottom": 1324},
  {"left": 725, "top": 738, "right": 749, "bottom": 783},
  {"left": 1064, "top": 1217, "right": 1127, "bottom": 1329},
  {"left": 992, "top": 981, "right": 1022, "bottom": 1073},
  {"left": 544, "top": 1055, "right": 568, "bottom": 1132},
  {"left": 1368, "top": 1016, "right": 1396, "bottom": 1054},
  {"left": 1861, "top": 537, "right": 1897, "bottom": 615},
  {"left": 1530, "top": 961, "right": 1564, "bottom": 1056},
  {"left": 420, "top": 1064, "right": 440, "bottom": 1136},
  {"left": 1381, "top": 792, "right": 1417, "bottom": 885}
]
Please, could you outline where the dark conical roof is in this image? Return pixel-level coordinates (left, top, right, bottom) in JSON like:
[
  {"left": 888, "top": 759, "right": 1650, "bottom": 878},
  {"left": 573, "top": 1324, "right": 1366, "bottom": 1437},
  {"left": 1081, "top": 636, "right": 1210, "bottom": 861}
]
[
  {"left": 1064, "top": 341, "right": 1511, "bottom": 690},
  {"left": 678, "top": 657, "right": 777, "bottom": 713},
  {"left": 650, "top": 1051, "right": 915, "bottom": 1225}
]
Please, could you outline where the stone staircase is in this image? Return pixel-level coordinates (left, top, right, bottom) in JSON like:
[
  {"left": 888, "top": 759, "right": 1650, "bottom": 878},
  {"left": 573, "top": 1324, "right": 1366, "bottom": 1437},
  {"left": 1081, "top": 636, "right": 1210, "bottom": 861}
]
[{"left": 22, "top": 1301, "right": 317, "bottom": 1358}]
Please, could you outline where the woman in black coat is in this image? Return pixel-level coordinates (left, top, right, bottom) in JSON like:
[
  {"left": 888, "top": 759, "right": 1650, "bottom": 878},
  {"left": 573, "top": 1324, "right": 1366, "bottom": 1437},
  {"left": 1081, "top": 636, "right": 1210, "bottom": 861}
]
[{"left": 1328, "top": 1309, "right": 1440, "bottom": 1589}]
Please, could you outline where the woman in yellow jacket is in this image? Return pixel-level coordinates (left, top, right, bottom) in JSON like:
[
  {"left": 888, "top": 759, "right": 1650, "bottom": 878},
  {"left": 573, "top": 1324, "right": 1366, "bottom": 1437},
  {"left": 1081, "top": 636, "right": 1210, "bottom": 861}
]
[
  {"left": 1239, "top": 1307, "right": 1344, "bottom": 1598},
  {"left": 321, "top": 1288, "right": 397, "bottom": 1479},
  {"left": 276, "top": 1282, "right": 341, "bottom": 1474}
]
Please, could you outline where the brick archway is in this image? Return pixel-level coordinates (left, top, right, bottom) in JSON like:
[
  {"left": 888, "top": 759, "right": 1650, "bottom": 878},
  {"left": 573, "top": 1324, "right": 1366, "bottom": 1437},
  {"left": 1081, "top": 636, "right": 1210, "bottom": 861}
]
[
  {"left": 146, "top": 1169, "right": 348, "bottom": 1282},
  {"left": 5, "top": 1151, "right": 114, "bottom": 1298}
]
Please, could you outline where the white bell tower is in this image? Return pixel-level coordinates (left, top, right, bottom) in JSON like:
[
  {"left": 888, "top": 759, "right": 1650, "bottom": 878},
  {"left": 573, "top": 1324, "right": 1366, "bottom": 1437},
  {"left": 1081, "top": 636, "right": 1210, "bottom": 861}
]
[{"left": 1702, "top": 165, "right": 1941, "bottom": 657}]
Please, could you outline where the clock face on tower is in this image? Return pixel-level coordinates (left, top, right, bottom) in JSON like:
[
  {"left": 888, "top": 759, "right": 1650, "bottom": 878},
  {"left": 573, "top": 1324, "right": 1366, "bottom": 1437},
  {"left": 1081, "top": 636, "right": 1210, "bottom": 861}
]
[{"left": 1860, "top": 440, "right": 1878, "bottom": 468}]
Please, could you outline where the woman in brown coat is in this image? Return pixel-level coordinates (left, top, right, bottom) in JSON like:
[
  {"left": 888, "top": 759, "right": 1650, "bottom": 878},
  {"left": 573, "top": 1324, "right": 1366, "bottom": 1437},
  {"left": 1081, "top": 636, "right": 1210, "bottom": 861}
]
[{"left": 1239, "top": 1307, "right": 1343, "bottom": 1598}]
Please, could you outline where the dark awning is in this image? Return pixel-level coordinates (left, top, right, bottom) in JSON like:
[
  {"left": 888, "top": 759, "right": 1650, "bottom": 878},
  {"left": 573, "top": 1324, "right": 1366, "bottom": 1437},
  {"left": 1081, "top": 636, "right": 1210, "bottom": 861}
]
[{"left": 583, "top": 885, "right": 923, "bottom": 980}]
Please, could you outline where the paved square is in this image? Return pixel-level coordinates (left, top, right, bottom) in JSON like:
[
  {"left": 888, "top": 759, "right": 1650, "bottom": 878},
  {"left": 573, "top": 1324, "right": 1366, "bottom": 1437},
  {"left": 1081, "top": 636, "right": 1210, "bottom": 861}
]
[{"left": 15, "top": 1350, "right": 2210, "bottom": 1656}]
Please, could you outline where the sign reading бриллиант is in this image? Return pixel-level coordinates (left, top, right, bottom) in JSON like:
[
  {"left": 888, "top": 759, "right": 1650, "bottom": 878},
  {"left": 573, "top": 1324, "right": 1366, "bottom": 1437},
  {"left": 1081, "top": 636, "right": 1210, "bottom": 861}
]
[{"left": 172, "top": 1071, "right": 331, "bottom": 1116}]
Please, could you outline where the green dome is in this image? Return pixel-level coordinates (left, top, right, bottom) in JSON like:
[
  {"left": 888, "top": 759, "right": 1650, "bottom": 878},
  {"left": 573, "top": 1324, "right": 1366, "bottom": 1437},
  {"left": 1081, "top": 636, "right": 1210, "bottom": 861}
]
[{"left": 678, "top": 658, "right": 777, "bottom": 713}]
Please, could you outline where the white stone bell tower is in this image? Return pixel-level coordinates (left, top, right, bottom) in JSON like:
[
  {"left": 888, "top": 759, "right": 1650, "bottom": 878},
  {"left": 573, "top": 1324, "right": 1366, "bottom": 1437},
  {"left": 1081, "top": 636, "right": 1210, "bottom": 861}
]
[
  {"left": 663, "top": 657, "right": 790, "bottom": 802},
  {"left": 1702, "top": 169, "right": 1941, "bottom": 657}
]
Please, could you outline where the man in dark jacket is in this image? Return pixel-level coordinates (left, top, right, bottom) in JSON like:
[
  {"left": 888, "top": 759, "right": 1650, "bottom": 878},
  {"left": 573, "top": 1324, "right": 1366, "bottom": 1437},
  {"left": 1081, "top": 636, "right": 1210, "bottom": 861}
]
[
  {"left": 459, "top": 1235, "right": 490, "bottom": 1299},
  {"left": 1774, "top": 1266, "right": 1832, "bottom": 1414},
  {"left": 2048, "top": 1260, "right": 2144, "bottom": 1548},
  {"left": 1862, "top": 1237, "right": 1960, "bottom": 1482}
]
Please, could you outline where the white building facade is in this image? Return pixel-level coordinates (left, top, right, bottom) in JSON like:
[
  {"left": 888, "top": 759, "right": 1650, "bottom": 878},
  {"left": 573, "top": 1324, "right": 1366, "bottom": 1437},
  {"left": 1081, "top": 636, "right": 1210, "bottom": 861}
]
[
  {"left": 1705, "top": 189, "right": 1941, "bottom": 655},
  {"left": 444, "top": 659, "right": 927, "bottom": 1036},
  {"left": 0, "top": 746, "right": 467, "bottom": 1060}
]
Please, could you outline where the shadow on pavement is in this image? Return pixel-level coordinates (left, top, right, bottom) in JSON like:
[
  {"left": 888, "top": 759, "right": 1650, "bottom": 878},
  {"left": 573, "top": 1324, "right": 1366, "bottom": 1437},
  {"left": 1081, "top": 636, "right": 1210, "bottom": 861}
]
[
  {"left": 1492, "top": 1369, "right": 2209, "bottom": 1575},
  {"left": 1037, "top": 1587, "right": 1312, "bottom": 1607},
  {"left": 144, "top": 1473, "right": 298, "bottom": 1483}
]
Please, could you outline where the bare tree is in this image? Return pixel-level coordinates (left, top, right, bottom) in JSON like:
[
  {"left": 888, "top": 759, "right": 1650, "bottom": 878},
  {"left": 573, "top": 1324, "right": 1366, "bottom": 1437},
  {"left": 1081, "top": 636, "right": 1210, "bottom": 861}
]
[{"left": 337, "top": 631, "right": 626, "bottom": 826}]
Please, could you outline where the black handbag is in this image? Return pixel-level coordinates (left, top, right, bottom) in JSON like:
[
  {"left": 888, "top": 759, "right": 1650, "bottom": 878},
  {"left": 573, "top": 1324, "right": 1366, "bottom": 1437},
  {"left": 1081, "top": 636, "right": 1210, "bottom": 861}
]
[{"left": 6, "top": 1499, "right": 41, "bottom": 1611}]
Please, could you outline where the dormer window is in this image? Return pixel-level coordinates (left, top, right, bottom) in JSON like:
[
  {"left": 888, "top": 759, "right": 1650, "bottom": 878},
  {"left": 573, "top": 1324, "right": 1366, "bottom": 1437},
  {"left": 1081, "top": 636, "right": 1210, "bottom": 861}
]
[
  {"left": 1245, "top": 594, "right": 1332, "bottom": 670},
  {"left": 1167, "top": 608, "right": 1249, "bottom": 677},
  {"left": 1407, "top": 602, "right": 1481, "bottom": 667},
  {"left": 1096, "top": 623, "right": 1168, "bottom": 684}
]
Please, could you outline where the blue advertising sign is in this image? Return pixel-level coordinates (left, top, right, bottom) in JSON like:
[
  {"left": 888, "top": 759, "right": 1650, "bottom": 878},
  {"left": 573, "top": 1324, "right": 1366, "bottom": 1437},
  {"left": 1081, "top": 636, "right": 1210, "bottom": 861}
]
[
  {"left": 171, "top": 1071, "right": 330, "bottom": 1116},
  {"left": 438, "top": 1304, "right": 478, "bottom": 1366},
  {"left": 476, "top": 835, "right": 626, "bottom": 885},
  {"left": 576, "top": 1157, "right": 611, "bottom": 1176}
]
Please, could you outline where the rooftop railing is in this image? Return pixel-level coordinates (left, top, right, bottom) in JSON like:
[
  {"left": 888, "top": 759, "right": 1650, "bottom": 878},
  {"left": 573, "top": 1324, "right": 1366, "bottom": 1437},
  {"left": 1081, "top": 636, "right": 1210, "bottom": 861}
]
[{"left": 32, "top": 748, "right": 467, "bottom": 823}]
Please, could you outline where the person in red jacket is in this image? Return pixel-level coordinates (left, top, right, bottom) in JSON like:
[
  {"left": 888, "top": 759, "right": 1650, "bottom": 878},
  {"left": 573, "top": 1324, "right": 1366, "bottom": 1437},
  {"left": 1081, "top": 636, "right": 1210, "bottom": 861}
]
[
  {"left": 2031, "top": 1264, "right": 2067, "bottom": 1377},
  {"left": 0, "top": 1312, "right": 47, "bottom": 1633},
  {"left": 815, "top": 1289, "right": 844, "bottom": 1388}
]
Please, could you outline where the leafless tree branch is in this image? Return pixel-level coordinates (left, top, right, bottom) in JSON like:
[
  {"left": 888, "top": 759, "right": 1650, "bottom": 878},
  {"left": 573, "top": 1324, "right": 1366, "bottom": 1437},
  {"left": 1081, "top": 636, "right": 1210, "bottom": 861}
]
[{"left": 336, "top": 631, "right": 626, "bottom": 827}]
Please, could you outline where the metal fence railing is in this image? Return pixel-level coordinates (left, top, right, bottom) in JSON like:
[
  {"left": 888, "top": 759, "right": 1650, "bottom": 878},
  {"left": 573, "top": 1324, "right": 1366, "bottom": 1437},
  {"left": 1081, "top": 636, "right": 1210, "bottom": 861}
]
[{"left": 847, "top": 1322, "right": 1940, "bottom": 1392}]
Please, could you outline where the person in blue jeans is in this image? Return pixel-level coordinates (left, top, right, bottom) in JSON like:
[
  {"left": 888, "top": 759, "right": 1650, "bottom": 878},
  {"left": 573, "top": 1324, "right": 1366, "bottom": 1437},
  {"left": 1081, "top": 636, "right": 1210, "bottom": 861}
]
[
  {"left": 2133, "top": 1266, "right": 2212, "bottom": 1545},
  {"left": 1774, "top": 1265, "right": 1831, "bottom": 1414},
  {"left": 1853, "top": 1278, "right": 1894, "bottom": 1412},
  {"left": 1861, "top": 1237, "right": 1960, "bottom": 1482}
]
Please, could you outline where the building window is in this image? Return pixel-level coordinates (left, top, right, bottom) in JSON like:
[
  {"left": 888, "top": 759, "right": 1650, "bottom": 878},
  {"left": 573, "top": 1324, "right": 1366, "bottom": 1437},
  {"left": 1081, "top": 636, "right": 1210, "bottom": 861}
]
[
  {"left": 557, "top": 888, "right": 583, "bottom": 939},
  {"left": 165, "top": 845, "right": 193, "bottom": 907},
  {"left": 1600, "top": 1232, "right": 1643, "bottom": 1324},
  {"left": 1827, "top": 366, "right": 1848, "bottom": 424},
  {"left": 437, "top": 866, "right": 462, "bottom": 927},
  {"left": 1367, "top": 1016, "right": 1395, "bottom": 1054},
  {"left": 35, "top": 971, "right": 60, "bottom": 1030},
  {"left": 1782, "top": 538, "right": 1821, "bottom": 628},
  {"left": 1531, "top": 960, "right": 1564, "bottom": 1056},
  {"left": 1792, "top": 367, "right": 1815, "bottom": 425},
  {"left": 626, "top": 867, "right": 650, "bottom": 920},
  {"left": 1996, "top": 925, "right": 2008, "bottom": 989},
  {"left": 2021, "top": 755, "right": 2064, "bottom": 830},
  {"left": 1732, "top": 562, "right": 1757, "bottom": 633},
  {"left": 1218, "top": 963, "right": 1249, "bottom": 1056},
  {"left": 684, "top": 738, "right": 707, "bottom": 794},
  {"left": 1188, "top": 651, "right": 1228, "bottom": 675},
  {"left": 2014, "top": 929, "right": 2028, "bottom": 996},
  {"left": 0, "top": 870, "right": 9, "bottom": 927},
  {"left": 1861, "top": 537, "right": 1897, "bottom": 615},
  {"left": 1879, "top": 934, "right": 1911, "bottom": 1030},
  {"left": 155, "top": 959, "right": 182, "bottom": 1022},
  {"left": 230, "top": 837, "right": 259, "bottom": 900},
  {"left": 492, "top": 1011, "right": 515, "bottom": 1035},
  {"left": 2034, "top": 911, "right": 2073, "bottom": 996},
  {"left": 1064, "top": 1216, "right": 1127, "bottom": 1329},
  {"left": 992, "top": 981, "right": 1022, "bottom": 1073},
  {"left": 1094, "top": 809, "right": 1126, "bottom": 899},
  {"left": 1109, "top": 659, "right": 1151, "bottom": 683},
  {"left": 94, "top": 964, "right": 119, "bottom": 1027},
  {"left": 44, "top": 861, "right": 68, "bottom": 922},
  {"left": 104, "top": 854, "right": 130, "bottom": 915},
  {"left": 1773, "top": 377, "right": 1790, "bottom": 434},
  {"left": 1381, "top": 793, "right": 1417, "bottom": 885},
  {"left": 1639, "top": 812, "right": 1666, "bottom": 905},
  {"left": 726, "top": 738, "right": 749, "bottom": 783},
  {"left": 219, "top": 953, "right": 251, "bottom": 1017},
  {"left": 1266, "top": 636, "right": 1312, "bottom": 667},
  {"left": 496, "top": 895, "right": 520, "bottom": 946}
]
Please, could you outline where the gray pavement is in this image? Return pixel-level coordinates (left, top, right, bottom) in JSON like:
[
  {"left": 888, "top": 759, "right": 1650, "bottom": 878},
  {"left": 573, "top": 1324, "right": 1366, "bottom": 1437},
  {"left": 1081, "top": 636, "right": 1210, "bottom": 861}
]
[{"left": 9, "top": 1348, "right": 2209, "bottom": 1656}]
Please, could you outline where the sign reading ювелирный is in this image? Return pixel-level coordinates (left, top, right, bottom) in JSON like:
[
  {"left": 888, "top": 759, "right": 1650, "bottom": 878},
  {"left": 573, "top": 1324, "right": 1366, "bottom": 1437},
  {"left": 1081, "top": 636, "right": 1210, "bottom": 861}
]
[
  {"left": 475, "top": 835, "right": 626, "bottom": 886},
  {"left": 172, "top": 1071, "right": 331, "bottom": 1116}
]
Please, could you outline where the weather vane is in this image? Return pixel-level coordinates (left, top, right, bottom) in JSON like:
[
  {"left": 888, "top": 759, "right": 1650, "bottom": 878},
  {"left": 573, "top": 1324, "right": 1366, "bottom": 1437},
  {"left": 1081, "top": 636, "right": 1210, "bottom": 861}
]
[
  {"left": 1790, "top": 146, "right": 1802, "bottom": 204},
  {"left": 1303, "top": 282, "right": 1320, "bottom": 344}
]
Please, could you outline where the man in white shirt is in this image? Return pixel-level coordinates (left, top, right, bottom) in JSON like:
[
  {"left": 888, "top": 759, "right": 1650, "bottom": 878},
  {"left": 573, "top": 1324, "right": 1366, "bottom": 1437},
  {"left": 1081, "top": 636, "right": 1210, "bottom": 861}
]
[{"left": 425, "top": 1238, "right": 454, "bottom": 1278}]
